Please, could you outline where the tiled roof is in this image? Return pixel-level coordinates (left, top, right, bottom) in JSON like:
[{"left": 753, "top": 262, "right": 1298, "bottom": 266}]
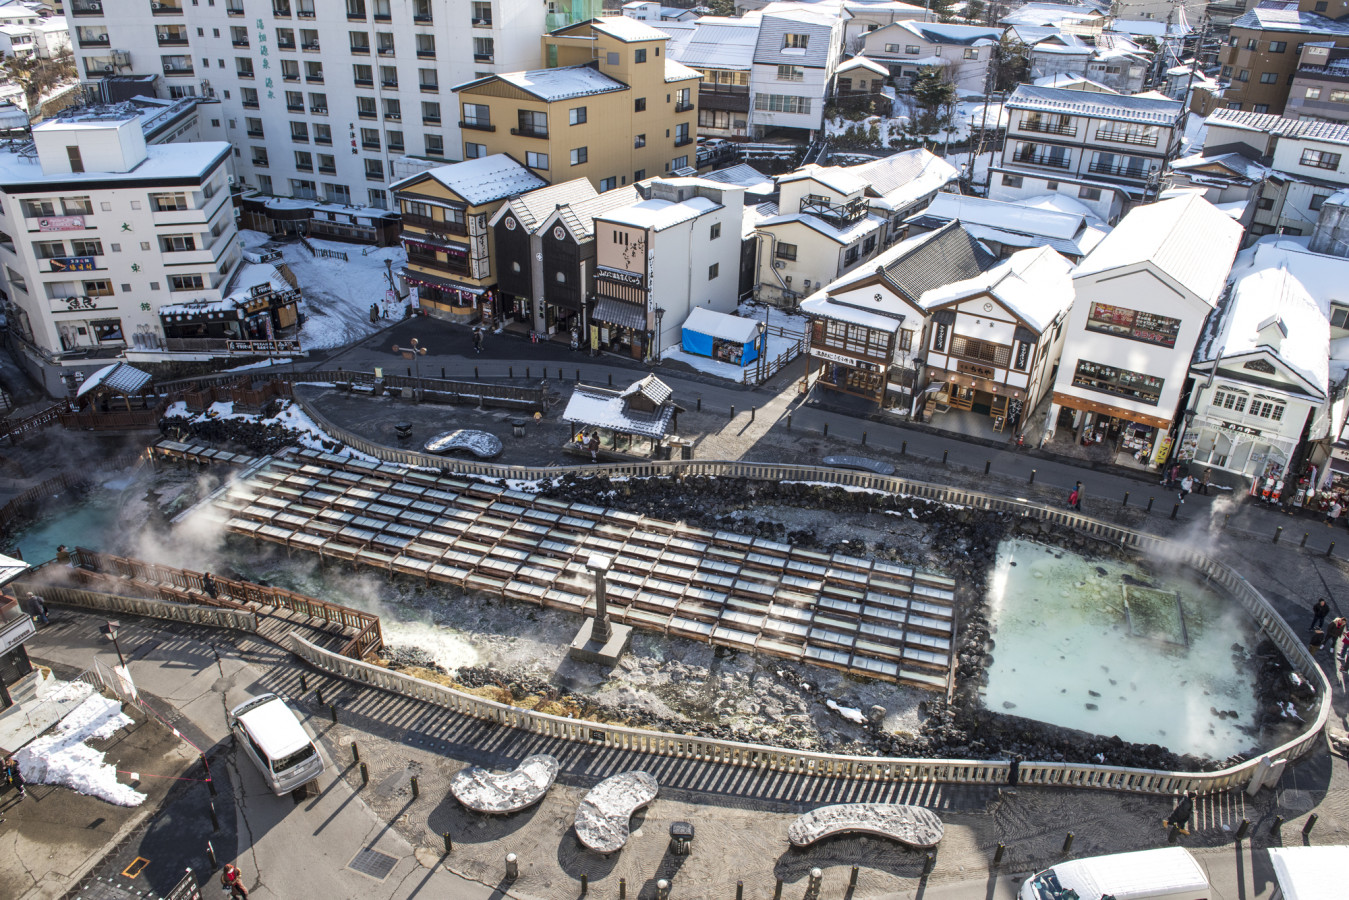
[
  {"left": 393, "top": 154, "right": 548, "bottom": 206},
  {"left": 76, "top": 362, "right": 153, "bottom": 398},
  {"left": 659, "top": 17, "right": 759, "bottom": 70},
  {"left": 486, "top": 66, "right": 628, "bottom": 102},
  {"left": 1230, "top": 7, "right": 1349, "bottom": 36},
  {"left": 1006, "top": 84, "right": 1183, "bottom": 126},
  {"left": 564, "top": 384, "right": 677, "bottom": 438},
  {"left": 1207, "top": 107, "right": 1349, "bottom": 147},
  {"left": 497, "top": 178, "right": 597, "bottom": 233},
  {"left": 877, "top": 221, "right": 1000, "bottom": 301},
  {"left": 549, "top": 185, "right": 643, "bottom": 242}
]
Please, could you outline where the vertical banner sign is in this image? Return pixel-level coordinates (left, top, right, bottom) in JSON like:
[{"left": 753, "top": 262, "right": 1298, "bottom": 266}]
[
  {"left": 934, "top": 322, "right": 948, "bottom": 352},
  {"left": 1015, "top": 341, "right": 1030, "bottom": 371}
]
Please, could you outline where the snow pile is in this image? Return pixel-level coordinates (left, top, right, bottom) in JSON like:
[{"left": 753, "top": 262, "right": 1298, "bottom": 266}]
[
  {"left": 17, "top": 694, "right": 145, "bottom": 807},
  {"left": 826, "top": 698, "right": 868, "bottom": 725}
]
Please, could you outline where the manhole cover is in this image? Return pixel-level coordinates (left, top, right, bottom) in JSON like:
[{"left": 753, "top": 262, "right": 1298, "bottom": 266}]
[{"left": 349, "top": 847, "right": 398, "bottom": 881}]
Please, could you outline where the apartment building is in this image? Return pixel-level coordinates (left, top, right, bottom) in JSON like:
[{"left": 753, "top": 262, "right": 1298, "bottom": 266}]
[
  {"left": 1286, "top": 41, "right": 1349, "bottom": 122},
  {"left": 658, "top": 15, "right": 759, "bottom": 140},
  {"left": 749, "top": 4, "right": 844, "bottom": 139},
  {"left": 591, "top": 176, "right": 744, "bottom": 360},
  {"left": 65, "top": 0, "right": 582, "bottom": 212},
  {"left": 1044, "top": 195, "right": 1244, "bottom": 467},
  {"left": 990, "top": 85, "right": 1185, "bottom": 223},
  {"left": 392, "top": 154, "right": 546, "bottom": 323},
  {"left": 1204, "top": 107, "right": 1349, "bottom": 239},
  {"left": 0, "top": 102, "right": 239, "bottom": 394},
  {"left": 860, "top": 21, "right": 1000, "bottom": 92},
  {"left": 454, "top": 17, "right": 701, "bottom": 192},
  {"left": 1219, "top": 5, "right": 1349, "bottom": 115}
]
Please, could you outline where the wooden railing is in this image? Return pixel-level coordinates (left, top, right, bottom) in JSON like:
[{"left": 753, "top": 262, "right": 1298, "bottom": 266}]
[
  {"left": 1, "top": 402, "right": 69, "bottom": 445},
  {"left": 282, "top": 370, "right": 550, "bottom": 412},
  {"left": 57, "top": 406, "right": 164, "bottom": 431},
  {"left": 62, "top": 547, "right": 381, "bottom": 659},
  {"left": 12, "top": 583, "right": 260, "bottom": 633},
  {"left": 0, "top": 451, "right": 147, "bottom": 536}
]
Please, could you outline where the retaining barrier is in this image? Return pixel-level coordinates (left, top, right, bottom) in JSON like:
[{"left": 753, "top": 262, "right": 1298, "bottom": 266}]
[{"left": 17, "top": 583, "right": 259, "bottom": 633}]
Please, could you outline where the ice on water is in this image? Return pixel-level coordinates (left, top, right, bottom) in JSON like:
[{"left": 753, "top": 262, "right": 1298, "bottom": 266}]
[{"left": 983, "top": 539, "right": 1263, "bottom": 760}]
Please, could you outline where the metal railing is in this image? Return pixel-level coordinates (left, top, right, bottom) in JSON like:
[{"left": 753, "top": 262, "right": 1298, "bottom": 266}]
[
  {"left": 1094, "top": 128, "right": 1159, "bottom": 147},
  {"left": 1012, "top": 150, "right": 1071, "bottom": 170},
  {"left": 1018, "top": 119, "right": 1076, "bottom": 137},
  {"left": 143, "top": 430, "right": 1330, "bottom": 794}
]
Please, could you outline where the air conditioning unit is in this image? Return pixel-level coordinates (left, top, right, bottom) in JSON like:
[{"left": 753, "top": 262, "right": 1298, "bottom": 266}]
[
  {"left": 103, "top": 64, "right": 113, "bottom": 72},
  {"left": 773, "top": 260, "right": 785, "bottom": 269},
  {"left": 98, "top": 35, "right": 109, "bottom": 43},
  {"left": 312, "top": 108, "right": 327, "bottom": 114}
]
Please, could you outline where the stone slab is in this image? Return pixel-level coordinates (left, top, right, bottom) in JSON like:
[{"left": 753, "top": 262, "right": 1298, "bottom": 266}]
[
  {"left": 575, "top": 771, "right": 659, "bottom": 854},
  {"left": 786, "top": 803, "right": 944, "bottom": 848},
  {"left": 822, "top": 455, "right": 896, "bottom": 476},
  {"left": 568, "top": 618, "right": 633, "bottom": 666},
  {"left": 450, "top": 754, "right": 559, "bottom": 814}
]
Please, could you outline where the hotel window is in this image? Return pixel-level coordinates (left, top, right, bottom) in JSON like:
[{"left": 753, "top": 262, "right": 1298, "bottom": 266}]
[
  {"left": 365, "top": 159, "right": 384, "bottom": 180},
  {"left": 777, "top": 65, "right": 804, "bottom": 81},
  {"left": 1330, "top": 90, "right": 1349, "bottom": 102},
  {"left": 783, "top": 33, "right": 809, "bottom": 49},
  {"left": 170, "top": 273, "right": 206, "bottom": 291},
  {"left": 708, "top": 263, "right": 719, "bottom": 280},
  {"left": 571, "top": 147, "right": 588, "bottom": 165},
  {"left": 634, "top": 133, "right": 646, "bottom": 148},
  {"left": 527, "top": 151, "right": 549, "bottom": 170},
  {"left": 635, "top": 48, "right": 647, "bottom": 63},
  {"left": 1269, "top": 41, "right": 1286, "bottom": 52},
  {"left": 425, "top": 134, "right": 444, "bottom": 155},
  {"left": 464, "top": 142, "right": 486, "bottom": 159},
  {"left": 290, "top": 121, "right": 309, "bottom": 142},
  {"left": 1331, "top": 304, "right": 1349, "bottom": 328},
  {"left": 1251, "top": 399, "right": 1285, "bottom": 421},
  {"left": 416, "top": 34, "right": 436, "bottom": 58},
  {"left": 314, "top": 123, "right": 332, "bottom": 144},
  {"left": 1259, "top": 72, "right": 1277, "bottom": 84},
  {"left": 294, "top": 151, "right": 313, "bottom": 172},
  {"left": 160, "top": 235, "right": 197, "bottom": 253},
  {"left": 949, "top": 334, "right": 1010, "bottom": 367},
  {"left": 600, "top": 176, "right": 617, "bottom": 192}
]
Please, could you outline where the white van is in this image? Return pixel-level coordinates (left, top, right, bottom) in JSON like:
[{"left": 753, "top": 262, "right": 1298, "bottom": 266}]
[
  {"left": 1268, "top": 845, "right": 1349, "bottom": 900},
  {"left": 228, "top": 693, "right": 325, "bottom": 795},
  {"left": 1020, "top": 847, "right": 1209, "bottom": 900}
]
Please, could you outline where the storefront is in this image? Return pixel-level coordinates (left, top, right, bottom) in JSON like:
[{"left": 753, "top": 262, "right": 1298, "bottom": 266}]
[
  {"left": 813, "top": 346, "right": 887, "bottom": 402},
  {"left": 401, "top": 270, "right": 491, "bottom": 324},
  {"left": 923, "top": 368, "right": 1026, "bottom": 434},
  {"left": 681, "top": 307, "right": 761, "bottom": 367},
  {"left": 161, "top": 285, "right": 302, "bottom": 346},
  {"left": 591, "top": 296, "right": 648, "bottom": 360},
  {"left": 1050, "top": 390, "right": 1172, "bottom": 469},
  {"left": 0, "top": 553, "right": 34, "bottom": 712}
]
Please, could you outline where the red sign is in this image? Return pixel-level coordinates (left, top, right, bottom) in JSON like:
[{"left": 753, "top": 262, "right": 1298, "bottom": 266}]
[{"left": 39, "top": 216, "right": 86, "bottom": 231}]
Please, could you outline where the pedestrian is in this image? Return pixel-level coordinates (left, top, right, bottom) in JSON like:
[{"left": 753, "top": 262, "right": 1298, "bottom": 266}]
[
  {"left": 1200, "top": 470, "right": 1211, "bottom": 496},
  {"left": 25, "top": 592, "right": 48, "bottom": 626},
  {"left": 1164, "top": 791, "right": 1196, "bottom": 835},
  {"left": 220, "top": 863, "right": 249, "bottom": 899},
  {"left": 1068, "top": 480, "right": 1083, "bottom": 511},
  {"left": 587, "top": 431, "right": 600, "bottom": 463},
  {"left": 1327, "top": 501, "right": 1343, "bottom": 527},
  {"left": 1311, "top": 597, "right": 1331, "bottom": 631},
  {"left": 473, "top": 326, "right": 482, "bottom": 355},
  {"left": 1327, "top": 616, "right": 1346, "bottom": 655},
  {"left": 1310, "top": 626, "right": 1327, "bottom": 656},
  {"left": 201, "top": 572, "right": 217, "bottom": 599},
  {"left": 3, "top": 755, "right": 25, "bottom": 799},
  {"left": 1178, "top": 474, "right": 1194, "bottom": 504}
]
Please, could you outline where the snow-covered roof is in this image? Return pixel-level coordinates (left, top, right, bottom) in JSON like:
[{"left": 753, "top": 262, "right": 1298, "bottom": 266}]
[
  {"left": 1006, "top": 84, "right": 1183, "bottom": 126},
  {"left": 816, "top": 221, "right": 999, "bottom": 309},
  {"left": 1033, "top": 73, "right": 1117, "bottom": 92},
  {"left": 754, "top": 10, "right": 839, "bottom": 68},
  {"left": 466, "top": 66, "right": 628, "bottom": 102},
  {"left": 838, "top": 55, "right": 890, "bottom": 76},
  {"left": 665, "top": 58, "right": 702, "bottom": 82},
  {"left": 779, "top": 162, "right": 869, "bottom": 195},
  {"left": 1019, "top": 192, "right": 1105, "bottom": 223},
  {"left": 0, "top": 551, "right": 29, "bottom": 587},
  {"left": 1206, "top": 108, "right": 1349, "bottom": 148},
  {"left": 1203, "top": 240, "right": 1337, "bottom": 398},
  {"left": 919, "top": 246, "right": 1075, "bottom": 333},
  {"left": 800, "top": 292, "right": 907, "bottom": 332},
  {"left": 905, "top": 193, "right": 1107, "bottom": 258},
  {"left": 547, "top": 185, "right": 643, "bottom": 242},
  {"left": 1109, "top": 19, "right": 1188, "bottom": 38},
  {"left": 852, "top": 147, "right": 959, "bottom": 210},
  {"left": 888, "top": 20, "right": 999, "bottom": 46},
  {"left": 1268, "top": 846, "right": 1349, "bottom": 900},
  {"left": 0, "top": 140, "right": 229, "bottom": 188},
  {"left": 620, "top": 373, "right": 674, "bottom": 405},
  {"left": 1229, "top": 6, "right": 1349, "bottom": 37},
  {"left": 563, "top": 384, "right": 677, "bottom": 438},
  {"left": 1170, "top": 150, "right": 1267, "bottom": 184},
  {"left": 657, "top": 16, "right": 759, "bottom": 70},
  {"left": 698, "top": 163, "right": 777, "bottom": 197},
  {"left": 76, "top": 362, "right": 152, "bottom": 398},
  {"left": 1001, "top": 3, "right": 1104, "bottom": 28},
  {"left": 492, "top": 178, "right": 598, "bottom": 233},
  {"left": 1073, "top": 193, "right": 1243, "bottom": 308},
  {"left": 682, "top": 306, "right": 761, "bottom": 343},
  {"left": 391, "top": 154, "right": 548, "bottom": 206},
  {"left": 589, "top": 15, "right": 675, "bottom": 42},
  {"left": 600, "top": 194, "right": 721, "bottom": 231},
  {"left": 758, "top": 208, "right": 884, "bottom": 243}
]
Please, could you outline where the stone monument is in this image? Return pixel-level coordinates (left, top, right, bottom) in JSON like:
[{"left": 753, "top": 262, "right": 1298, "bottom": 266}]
[{"left": 568, "top": 553, "right": 633, "bottom": 666}]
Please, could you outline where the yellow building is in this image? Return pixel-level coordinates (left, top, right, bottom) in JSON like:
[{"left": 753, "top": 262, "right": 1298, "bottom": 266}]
[
  {"left": 454, "top": 17, "right": 701, "bottom": 193},
  {"left": 392, "top": 155, "right": 547, "bottom": 322}
]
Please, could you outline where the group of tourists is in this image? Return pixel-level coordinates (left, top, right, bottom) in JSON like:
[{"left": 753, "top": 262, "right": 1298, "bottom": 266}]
[{"left": 1308, "top": 599, "right": 1349, "bottom": 672}]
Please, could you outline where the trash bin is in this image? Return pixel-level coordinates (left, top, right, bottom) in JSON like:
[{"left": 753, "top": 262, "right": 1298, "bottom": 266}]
[
  {"left": 394, "top": 423, "right": 412, "bottom": 440},
  {"left": 511, "top": 419, "right": 526, "bottom": 438},
  {"left": 669, "top": 821, "right": 694, "bottom": 855}
]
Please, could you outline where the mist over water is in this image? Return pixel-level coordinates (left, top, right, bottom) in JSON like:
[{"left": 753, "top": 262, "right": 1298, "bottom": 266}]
[{"left": 983, "top": 539, "right": 1264, "bottom": 760}]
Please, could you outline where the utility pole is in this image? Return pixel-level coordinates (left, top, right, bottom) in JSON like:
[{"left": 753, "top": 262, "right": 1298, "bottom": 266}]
[{"left": 968, "top": 49, "right": 997, "bottom": 191}]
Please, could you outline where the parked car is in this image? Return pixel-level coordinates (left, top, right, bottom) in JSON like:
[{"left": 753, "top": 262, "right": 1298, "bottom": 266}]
[{"left": 228, "top": 693, "right": 325, "bottom": 795}]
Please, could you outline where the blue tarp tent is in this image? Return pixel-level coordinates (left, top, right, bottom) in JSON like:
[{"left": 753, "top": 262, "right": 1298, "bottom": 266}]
[{"left": 681, "top": 307, "right": 761, "bottom": 366}]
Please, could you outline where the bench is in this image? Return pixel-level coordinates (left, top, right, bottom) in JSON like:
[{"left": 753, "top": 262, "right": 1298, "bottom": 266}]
[
  {"left": 450, "top": 754, "right": 559, "bottom": 814},
  {"left": 822, "top": 455, "right": 896, "bottom": 476},
  {"left": 574, "top": 771, "right": 659, "bottom": 853},
  {"left": 787, "top": 803, "right": 944, "bottom": 848}
]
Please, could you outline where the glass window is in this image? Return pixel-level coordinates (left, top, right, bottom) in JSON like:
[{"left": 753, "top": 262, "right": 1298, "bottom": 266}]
[
  {"left": 1301, "top": 148, "right": 1342, "bottom": 169},
  {"left": 776, "top": 242, "right": 797, "bottom": 261},
  {"left": 526, "top": 151, "right": 549, "bottom": 170},
  {"left": 569, "top": 106, "right": 586, "bottom": 125},
  {"left": 570, "top": 147, "right": 587, "bottom": 165},
  {"left": 1071, "top": 359, "right": 1163, "bottom": 405}
]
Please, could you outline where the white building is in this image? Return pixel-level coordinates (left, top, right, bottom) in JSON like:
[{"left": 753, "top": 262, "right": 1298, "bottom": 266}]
[
  {"left": 860, "top": 21, "right": 1000, "bottom": 92},
  {"left": 1179, "top": 237, "right": 1339, "bottom": 482},
  {"left": 592, "top": 176, "right": 744, "bottom": 360},
  {"left": 917, "top": 245, "right": 1075, "bottom": 433},
  {"left": 0, "top": 100, "right": 240, "bottom": 394},
  {"left": 621, "top": 1, "right": 700, "bottom": 22},
  {"left": 1043, "top": 194, "right": 1244, "bottom": 467},
  {"left": 904, "top": 192, "right": 1109, "bottom": 262},
  {"left": 749, "top": 3, "right": 845, "bottom": 139},
  {"left": 64, "top": 0, "right": 586, "bottom": 212}
]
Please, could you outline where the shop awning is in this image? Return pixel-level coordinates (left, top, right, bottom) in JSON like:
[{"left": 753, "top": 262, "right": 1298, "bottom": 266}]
[
  {"left": 400, "top": 268, "right": 482, "bottom": 295},
  {"left": 593, "top": 298, "right": 647, "bottom": 331},
  {"left": 682, "top": 307, "right": 760, "bottom": 344}
]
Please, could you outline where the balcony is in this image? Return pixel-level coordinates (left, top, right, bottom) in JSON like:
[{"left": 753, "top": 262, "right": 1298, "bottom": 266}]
[
  {"left": 351, "top": 44, "right": 370, "bottom": 55},
  {"left": 247, "top": 128, "right": 264, "bottom": 138},
  {"left": 158, "top": 32, "right": 189, "bottom": 46},
  {"left": 800, "top": 195, "right": 869, "bottom": 227},
  {"left": 294, "top": 134, "right": 311, "bottom": 144},
  {"left": 381, "top": 80, "right": 399, "bottom": 89},
  {"left": 1094, "top": 128, "right": 1159, "bottom": 148},
  {"left": 1012, "top": 149, "right": 1071, "bottom": 170},
  {"left": 420, "top": 82, "right": 438, "bottom": 93},
  {"left": 1088, "top": 159, "right": 1151, "bottom": 179},
  {"left": 354, "top": 76, "right": 374, "bottom": 86},
  {"left": 402, "top": 212, "right": 467, "bottom": 236},
  {"left": 423, "top": 115, "right": 441, "bottom": 125},
  {"left": 72, "top": 1, "right": 104, "bottom": 14},
  {"left": 227, "top": 2, "right": 244, "bottom": 14},
  {"left": 473, "top": 17, "right": 493, "bottom": 27},
  {"left": 418, "top": 49, "right": 437, "bottom": 59},
  {"left": 415, "top": 14, "right": 433, "bottom": 23},
  {"left": 151, "top": 2, "right": 184, "bottom": 15},
  {"left": 286, "top": 102, "right": 304, "bottom": 112},
  {"left": 242, "top": 98, "right": 259, "bottom": 109},
  {"left": 407, "top": 252, "right": 469, "bottom": 275},
  {"left": 277, "top": 39, "right": 296, "bottom": 50},
  {"left": 305, "top": 73, "right": 323, "bottom": 83},
  {"left": 1019, "top": 119, "right": 1076, "bottom": 137},
  {"left": 460, "top": 119, "right": 495, "bottom": 132},
  {"left": 232, "top": 38, "right": 249, "bottom": 48},
  {"left": 273, "top": 2, "right": 292, "bottom": 17},
  {"left": 362, "top": 141, "right": 380, "bottom": 151},
  {"left": 311, "top": 106, "right": 328, "bottom": 115},
  {"left": 302, "top": 42, "right": 320, "bottom": 51},
  {"left": 473, "top": 54, "right": 493, "bottom": 63},
  {"left": 318, "top": 165, "right": 336, "bottom": 175},
  {"left": 674, "top": 101, "right": 694, "bottom": 113},
  {"left": 239, "top": 69, "right": 257, "bottom": 79},
  {"left": 296, "top": 163, "right": 314, "bottom": 172},
  {"left": 163, "top": 63, "right": 195, "bottom": 76},
  {"left": 78, "top": 34, "right": 112, "bottom": 48},
  {"left": 375, "top": 12, "right": 392, "bottom": 22},
  {"left": 510, "top": 126, "right": 548, "bottom": 139},
  {"left": 358, "top": 109, "right": 377, "bottom": 120},
  {"left": 315, "top": 134, "right": 332, "bottom": 145},
  {"left": 387, "top": 142, "right": 404, "bottom": 153}
]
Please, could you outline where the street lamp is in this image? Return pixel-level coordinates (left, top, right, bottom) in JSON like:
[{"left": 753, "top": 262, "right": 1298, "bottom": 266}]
[
  {"left": 102, "top": 620, "right": 127, "bottom": 669},
  {"left": 392, "top": 337, "right": 429, "bottom": 401}
]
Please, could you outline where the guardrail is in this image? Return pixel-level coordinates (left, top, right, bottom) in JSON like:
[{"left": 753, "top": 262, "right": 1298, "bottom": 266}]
[
  {"left": 17, "top": 583, "right": 259, "bottom": 633},
  {"left": 1, "top": 402, "right": 69, "bottom": 445},
  {"left": 282, "top": 371, "right": 549, "bottom": 412}
]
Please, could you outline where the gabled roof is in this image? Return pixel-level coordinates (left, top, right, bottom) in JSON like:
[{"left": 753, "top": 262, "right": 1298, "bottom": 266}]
[
  {"left": 698, "top": 163, "right": 777, "bottom": 197},
  {"left": 665, "top": 58, "right": 702, "bottom": 82},
  {"left": 1006, "top": 84, "right": 1183, "bottom": 126},
  {"left": 1230, "top": 6, "right": 1349, "bottom": 36},
  {"left": 851, "top": 147, "right": 959, "bottom": 210},
  {"left": 557, "top": 16, "right": 672, "bottom": 43},
  {"left": 77, "top": 362, "right": 153, "bottom": 398},
  {"left": 904, "top": 193, "right": 1108, "bottom": 258},
  {"left": 544, "top": 184, "right": 643, "bottom": 242},
  {"left": 778, "top": 162, "right": 868, "bottom": 195},
  {"left": 756, "top": 209, "right": 886, "bottom": 243},
  {"left": 657, "top": 16, "right": 759, "bottom": 70},
  {"left": 492, "top": 178, "right": 598, "bottom": 233},
  {"left": 753, "top": 10, "right": 838, "bottom": 69},
  {"left": 457, "top": 66, "right": 627, "bottom": 103},
  {"left": 919, "top": 245, "right": 1075, "bottom": 333},
  {"left": 621, "top": 373, "right": 674, "bottom": 405},
  {"left": 1072, "top": 193, "right": 1243, "bottom": 308},
  {"left": 887, "top": 20, "right": 1000, "bottom": 46},
  {"left": 1206, "top": 107, "right": 1349, "bottom": 148},
  {"left": 838, "top": 56, "right": 890, "bottom": 76},
  {"left": 391, "top": 154, "right": 548, "bottom": 206},
  {"left": 599, "top": 194, "right": 721, "bottom": 231},
  {"left": 564, "top": 383, "right": 677, "bottom": 438}
]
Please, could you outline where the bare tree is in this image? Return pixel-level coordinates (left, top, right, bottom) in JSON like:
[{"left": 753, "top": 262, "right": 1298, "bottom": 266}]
[{"left": 3, "top": 49, "right": 77, "bottom": 117}]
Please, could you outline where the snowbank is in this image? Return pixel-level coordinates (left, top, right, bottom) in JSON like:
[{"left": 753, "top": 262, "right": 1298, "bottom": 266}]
[{"left": 17, "top": 693, "right": 145, "bottom": 807}]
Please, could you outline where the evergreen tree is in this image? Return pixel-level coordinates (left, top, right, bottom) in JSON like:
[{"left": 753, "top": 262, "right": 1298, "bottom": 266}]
[
  {"left": 911, "top": 66, "right": 957, "bottom": 133},
  {"left": 991, "top": 36, "right": 1032, "bottom": 93}
]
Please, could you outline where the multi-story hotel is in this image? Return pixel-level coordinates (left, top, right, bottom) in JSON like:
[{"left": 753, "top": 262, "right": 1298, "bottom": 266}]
[{"left": 65, "top": 0, "right": 601, "bottom": 212}]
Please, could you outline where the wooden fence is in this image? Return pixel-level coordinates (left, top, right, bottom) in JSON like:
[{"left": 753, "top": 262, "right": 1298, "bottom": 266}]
[
  {"left": 0, "top": 450, "right": 147, "bottom": 536},
  {"left": 300, "top": 236, "right": 348, "bottom": 261},
  {"left": 1, "top": 402, "right": 69, "bottom": 445},
  {"left": 282, "top": 370, "right": 550, "bottom": 412},
  {"left": 60, "top": 547, "right": 382, "bottom": 660}
]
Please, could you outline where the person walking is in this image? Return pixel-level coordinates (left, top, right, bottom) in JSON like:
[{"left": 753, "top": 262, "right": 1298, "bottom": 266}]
[
  {"left": 1200, "top": 470, "right": 1211, "bottom": 496},
  {"left": 201, "top": 573, "right": 217, "bottom": 599},
  {"left": 220, "top": 863, "right": 249, "bottom": 898},
  {"left": 472, "top": 326, "right": 483, "bottom": 355},
  {"left": 1327, "top": 617, "right": 1346, "bottom": 659},
  {"left": 25, "top": 592, "right": 48, "bottom": 626},
  {"left": 3, "top": 756, "right": 25, "bottom": 799},
  {"left": 587, "top": 431, "right": 600, "bottom": 463},
  {"left": 1178, "top": 474, "right": 1194, "bottom": 504},
  {"left": 1327, "top": 501, "right": 1344, "bottom": 527},
  {"left": 1068, "top": 480, "right": 1083, "bottom": 511},
  {"left": 1164, "top": 791, "right": 1196, "bottom": 835},
  {"left": 1311, "top": 597, "right": 1331, "bottom": 631}
]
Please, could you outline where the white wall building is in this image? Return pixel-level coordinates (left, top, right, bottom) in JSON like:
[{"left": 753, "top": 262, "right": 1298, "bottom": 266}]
[
  {"left": 0, "top": 100, "right": 239, "bottom": 394},
  {"left": 749, "top": 3, "right": 845, "bottom": 139},
  {"left": 592, "top": 176, "right": 744, "bottom": 360},
  {"left": 64, "top": 0, "right": 577, "bottom": 211},
  {"left": 1179, "top": 237, "right": 1339, "bottom": 481},
  {"left": 1043, "top": 194, "right": 1244, "bottom": 467},
  {"left": 860, "top": 21, "right": 1000, "bottom": 92}
]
